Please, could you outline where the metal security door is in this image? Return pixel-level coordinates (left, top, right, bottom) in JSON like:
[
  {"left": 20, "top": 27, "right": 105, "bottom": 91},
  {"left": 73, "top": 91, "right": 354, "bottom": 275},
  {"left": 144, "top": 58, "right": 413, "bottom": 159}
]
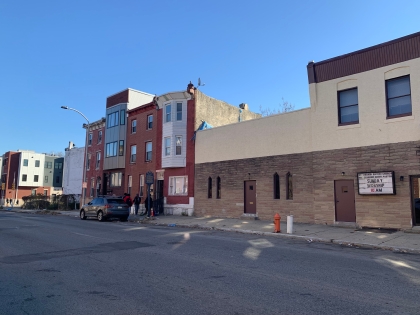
[
  {"left": 334, "top": 180, "right": 356, "bottom": 222},
  {"left": 244, "top": 180, "right": 256, "bottom": 214},
  {"left": 410, "top": 175, "right": 420, "bottom": 226}
]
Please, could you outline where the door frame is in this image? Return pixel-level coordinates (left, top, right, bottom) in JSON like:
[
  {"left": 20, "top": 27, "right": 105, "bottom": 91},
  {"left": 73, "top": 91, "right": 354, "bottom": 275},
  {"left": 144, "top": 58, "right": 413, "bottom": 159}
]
[
  {"left": 409, "top": 175, "right": 420, "bottom": 226},
  {"left": 244, "top": 180, "right": 257, "bottom": 214}
]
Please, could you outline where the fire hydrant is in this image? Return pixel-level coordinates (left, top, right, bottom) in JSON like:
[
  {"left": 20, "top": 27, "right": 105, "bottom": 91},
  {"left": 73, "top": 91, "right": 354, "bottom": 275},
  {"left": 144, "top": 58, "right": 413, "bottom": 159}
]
[{"left": 274, "top": 213, "right": 281, "bottom": 233}]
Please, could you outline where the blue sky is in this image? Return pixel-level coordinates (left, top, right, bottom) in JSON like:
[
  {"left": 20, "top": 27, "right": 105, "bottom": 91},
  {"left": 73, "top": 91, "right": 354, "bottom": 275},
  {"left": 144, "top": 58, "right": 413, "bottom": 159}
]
[{"left": 0, "top": 0, "right": 419, "bottom": 155}]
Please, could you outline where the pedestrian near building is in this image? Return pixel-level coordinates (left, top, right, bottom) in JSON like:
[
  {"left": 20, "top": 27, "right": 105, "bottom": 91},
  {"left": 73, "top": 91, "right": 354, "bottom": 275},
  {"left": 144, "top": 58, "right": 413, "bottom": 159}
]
[
  {"left": 143, "top": 193, "right": 153, "bottom": 217},
  {"left": 133, "top": 194, "right": 141, "bottom": 215}
]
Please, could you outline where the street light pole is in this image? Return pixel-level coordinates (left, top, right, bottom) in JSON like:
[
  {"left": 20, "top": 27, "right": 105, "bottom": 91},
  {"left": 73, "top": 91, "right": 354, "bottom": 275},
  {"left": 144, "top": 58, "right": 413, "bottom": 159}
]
[{"left": 61, "top": 106, "right": 90, "bottom": 208}]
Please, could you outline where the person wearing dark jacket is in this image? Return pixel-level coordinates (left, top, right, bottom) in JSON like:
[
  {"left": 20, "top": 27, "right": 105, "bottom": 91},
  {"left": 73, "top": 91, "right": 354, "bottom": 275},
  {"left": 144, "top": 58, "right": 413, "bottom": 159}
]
[
  {"left": 142, "top": 194, "right": 153, "bottom": 217},
  {"left": 133, "top": 194, "right": 141, "bottom": 215}
]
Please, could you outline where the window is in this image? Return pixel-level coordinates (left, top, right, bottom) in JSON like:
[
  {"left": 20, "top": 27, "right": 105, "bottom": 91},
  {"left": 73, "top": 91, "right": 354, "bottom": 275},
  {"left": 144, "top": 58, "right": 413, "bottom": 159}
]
[
  {"left": 176, "top": 136, "right": 182, "bottom": 155},
  {"left": 139, "top": 174, "right": 144, "bottom": 197},
  {"left": 44, "top": 190, "right": 48, "bottom": 196},
  {"left": 386, "top": 75, "right": 412, "bottom": 118},
  {"left": 110, "top": 172, "right": 122, "bottom": 187},
  {"left": 216, "top": 176, "right": 221, "bottom": 199},
  {"left": 87, "top": 154, "right": 91, "bottom": 170},
  {"left": 286, "top": 172, "right": 293, "bottom": 200},
  {"left": 130, "top": 145, "right": 136, "bottom": 163},
  {"left": 34, "top": 175, "right": 39, "bottom": 182},
  {"left": 106, "top": 142, "right": 117, "bottom": 157},
  {"left": 88, "top": 133, "right": 93, "bottom": 145},
  {"left": 164, "top": 137, "right": 171, "bottom": 156},
  {"left": 55, "top": 162, "right": 63, "bottom": 169},
  {"left": 176, "top": 102, "right": 182, "bottom": 121},
  {"left": 169, "top": 176, "right": 188, "bottom": 195},
  {"left": 128, "top": 176, "right": 132, "bottom": 195},
  {"left": 55, "top": 176, "right": 60, "bottom": 184},
  {"left": 44, "top": 161, "right": 52, "bottom": 168},
  {"left": 98, "top": 130, "right": 102, "bottom": 143},
  {"left": 120, "top": 109, "right": 125, "bottom": 125},
  {"left": 273, "top": 173, "right": 280, "bottom": 199},
  {"left": 208, "top": 177, "right": 212, "bottom": 198},
  {"left": 90, "top": 178, "right": 95, "bottom": 197},
  {"left": 31, "top": 189, "right": 36, "bottom": 196},
  {"left": 338, "top": 88, "right": 359, "bottom": 124},
  {"left": 96, "top": 152, "right": 101, "bottom": 169},
  {"left": 131, "top": 120, "right": 137, "bottom": 133},
  {"left": 107, "top": 111, "right": 119, "bottom": 128},
  {"left": 165, "top": 104, "right": 171, "bottom": 122},
  {"left": 22, "top": 174, "right": 27, "bottom": 182},
  {"left": 35, "top": 160, "right": 40, "bottom": 167},
  {"left": 45, "top": 175, "right": 48, "bottom": 183},
  {"left": 146, "top": 142, "right": 152, "bottom": 161},
  {"left": 147, "top": 115, "right": 153, "bottom": 129},
  {"left": 23, "top": 159, "right": 28, "bottom": 166},
  {"left": 119, "top": 140, "right": 124, "bottom": 156}
]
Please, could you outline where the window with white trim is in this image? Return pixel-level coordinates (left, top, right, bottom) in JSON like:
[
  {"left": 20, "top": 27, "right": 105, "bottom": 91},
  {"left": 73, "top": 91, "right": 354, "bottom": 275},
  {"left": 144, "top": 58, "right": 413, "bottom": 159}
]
[
  {"left": 139, "top": 174, "right": 144, "bottom": 197},
  {"left": 165, "top": 104, "right": 171, "bottom": 122},
  {"left": 130, "top": 145, "right": 136, "bottom": 163},
  {"left": 128, "top": 175, "right": 132, "bottom": 195},
  {"left": 146, "top": 142, "right": 152, "bottom": 161},
  {"left": 169, "top": 176, "right": 188, "bottom": 195},
  {"left": 176, "top": 102, "right": 182, "bottom": 121},
  {"left": 164, "top": 137, "right": 171, "bottom": 156},
  {"left": 131, "top": 120, "right": 137, "bottom": 133},
  {"left": 88, "top": 133, "right": 93, "bottom": 145},
  {"left": 176, "top": 136, "right": 182, "bottom": 155},
  {"left": 110, "top": 172, "right": 122, "bottom": 187},
  {"left": 96, "top": 152, "right": 101, "bottom": 169},
  {"left": 147, "top": 115, "right": 153, "bottom": 129},
  {"left": 98, "top": 130, "right": 102, "bottom": 143}
]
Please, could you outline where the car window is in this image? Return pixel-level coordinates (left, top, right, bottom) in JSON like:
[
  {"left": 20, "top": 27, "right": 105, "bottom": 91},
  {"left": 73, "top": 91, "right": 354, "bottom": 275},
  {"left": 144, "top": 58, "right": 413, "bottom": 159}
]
[
  {"left": 107, "top": 199, "right": 125, "bottom": 205},
  {"left": 91, "top": 198, "right": 99, "bottom": 205}
]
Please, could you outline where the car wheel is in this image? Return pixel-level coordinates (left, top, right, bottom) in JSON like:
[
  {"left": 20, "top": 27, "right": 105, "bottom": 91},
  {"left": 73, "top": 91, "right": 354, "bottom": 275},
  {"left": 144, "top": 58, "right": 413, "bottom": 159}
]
[
  {"left": 80, "top": 210, "right": 86, "bottom": 220},
  {"left": 97, "top": 211, "right": 105, "bottom": 222},
  {"left": 120, "top": 216, "right": 128, "bottom": 222}
]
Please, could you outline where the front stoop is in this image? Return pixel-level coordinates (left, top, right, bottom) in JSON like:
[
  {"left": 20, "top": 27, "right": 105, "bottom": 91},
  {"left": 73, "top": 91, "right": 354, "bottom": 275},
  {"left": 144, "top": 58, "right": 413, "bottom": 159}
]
[{"left": 241, "top": 213, "right": 259, "bottom": 220}]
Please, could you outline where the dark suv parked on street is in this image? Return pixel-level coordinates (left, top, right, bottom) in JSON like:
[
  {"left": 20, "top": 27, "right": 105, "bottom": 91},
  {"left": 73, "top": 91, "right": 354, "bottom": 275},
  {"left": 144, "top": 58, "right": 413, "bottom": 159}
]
[{"left": 80, "top": 197, "right": 129, "bottom": 222}]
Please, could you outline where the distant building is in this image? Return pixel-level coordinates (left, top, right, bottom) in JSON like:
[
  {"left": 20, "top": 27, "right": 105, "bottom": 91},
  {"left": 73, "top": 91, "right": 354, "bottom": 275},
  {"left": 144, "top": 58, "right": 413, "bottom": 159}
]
[
  {"left": 1, "top": 150, "right": 64, "bottom": 206},
  {"left": 63, "top": 142, "right": 84, "bottom": 196}
]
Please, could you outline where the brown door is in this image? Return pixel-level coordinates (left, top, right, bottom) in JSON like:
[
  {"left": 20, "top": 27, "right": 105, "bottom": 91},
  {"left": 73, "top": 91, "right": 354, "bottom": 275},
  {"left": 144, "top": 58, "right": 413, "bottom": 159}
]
[
  {"left": 244, "top": 180, "right": 256, "bottom": 214},
  {"left": 334, "top": 180, "right": 356, "bottom": 222},
  {"left": 410, "top": 175, "right": 420, "bottom": 226}
]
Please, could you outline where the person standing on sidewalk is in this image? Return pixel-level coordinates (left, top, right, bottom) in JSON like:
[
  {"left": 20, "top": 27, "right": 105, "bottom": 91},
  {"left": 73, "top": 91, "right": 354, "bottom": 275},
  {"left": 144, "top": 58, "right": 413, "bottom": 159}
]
[
  {"left": 133, "top": 194, "right": 141, "bottom": 215},
  {"left": 143, "top": 193, "right": 153, "bottom": 217}
]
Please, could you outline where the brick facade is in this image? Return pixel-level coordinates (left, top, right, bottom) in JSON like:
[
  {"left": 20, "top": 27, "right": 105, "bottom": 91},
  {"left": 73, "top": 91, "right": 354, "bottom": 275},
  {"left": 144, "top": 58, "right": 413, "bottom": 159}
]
[{"left": 195, "top": 141, "right": 420, "bottom": 229}]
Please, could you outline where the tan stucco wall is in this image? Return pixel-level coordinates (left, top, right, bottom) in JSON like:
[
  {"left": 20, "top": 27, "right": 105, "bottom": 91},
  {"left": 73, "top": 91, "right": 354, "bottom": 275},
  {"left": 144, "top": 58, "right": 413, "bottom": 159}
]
[
  {"left": 195, "top": 108, "right": 312, "bottom": 163},
  {"left": 195, "top": 90, "right": 261, "bottom": 130},
  {"left": 196, "top": 57, "right": 420, "bottom": 164},
  {"left": 310, "top": 58, "right": 420, "bottom": 152}
]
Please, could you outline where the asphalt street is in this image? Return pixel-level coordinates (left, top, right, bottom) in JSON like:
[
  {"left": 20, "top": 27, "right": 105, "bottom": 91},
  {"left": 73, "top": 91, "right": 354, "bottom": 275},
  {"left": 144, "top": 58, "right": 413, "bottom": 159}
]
[{"left": 1, "top": 211, "right": 420, "bottom": 315}]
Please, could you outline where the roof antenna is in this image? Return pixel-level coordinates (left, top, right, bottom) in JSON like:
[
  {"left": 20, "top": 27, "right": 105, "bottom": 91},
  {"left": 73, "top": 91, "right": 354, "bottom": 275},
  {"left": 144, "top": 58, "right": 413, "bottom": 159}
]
[{"left": 198, "top": 78, "right": 205, "bottom": 87}]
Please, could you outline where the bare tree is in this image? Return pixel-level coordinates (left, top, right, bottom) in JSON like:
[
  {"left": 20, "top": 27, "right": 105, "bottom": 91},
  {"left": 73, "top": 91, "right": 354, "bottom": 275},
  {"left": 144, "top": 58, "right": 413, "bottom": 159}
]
[{"left": 259, "top": 98, "right": 295, "bottom": 117}]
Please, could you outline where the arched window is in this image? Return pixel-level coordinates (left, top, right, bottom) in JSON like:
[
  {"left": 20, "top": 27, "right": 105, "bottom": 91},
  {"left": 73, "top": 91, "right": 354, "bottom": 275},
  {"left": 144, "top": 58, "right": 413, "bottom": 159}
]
[
  {"left": 273, "top": 173, "right": 280, "bottom": 199},
  {"left": 216, "top": 176, "right": 221, "bottom": 199},
  {"left": 208, "top": 177, "right": 212, "bottom": 198},
  {"left": 286, "top": 172, "right": 293, "bottom": 200}
]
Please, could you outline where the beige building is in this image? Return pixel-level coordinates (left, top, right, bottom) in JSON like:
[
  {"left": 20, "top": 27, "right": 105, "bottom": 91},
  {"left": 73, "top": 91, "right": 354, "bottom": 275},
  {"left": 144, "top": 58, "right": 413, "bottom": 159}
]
[{"left": 195, "top": 31, "right": 420, "bottom": 230}]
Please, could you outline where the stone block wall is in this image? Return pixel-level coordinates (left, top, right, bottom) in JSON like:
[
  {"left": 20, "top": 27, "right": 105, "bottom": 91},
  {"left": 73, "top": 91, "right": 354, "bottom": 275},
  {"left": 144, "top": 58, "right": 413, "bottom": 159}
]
[{"left": 195, "top": 140, "right": 420, "bottom": 229}]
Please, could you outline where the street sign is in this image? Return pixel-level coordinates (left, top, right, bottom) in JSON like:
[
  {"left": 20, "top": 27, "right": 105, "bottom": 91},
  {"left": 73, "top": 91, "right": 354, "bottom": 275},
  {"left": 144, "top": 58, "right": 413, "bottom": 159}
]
[{"left": 146, "top": 171, "right": 154, "bottom": 185}]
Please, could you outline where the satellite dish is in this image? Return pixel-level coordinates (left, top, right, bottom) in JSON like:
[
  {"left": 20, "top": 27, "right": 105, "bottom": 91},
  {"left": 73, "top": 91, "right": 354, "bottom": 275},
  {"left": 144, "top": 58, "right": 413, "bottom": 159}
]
[{"left": 198, "top": 78, "right": 205, "bottom": 87}]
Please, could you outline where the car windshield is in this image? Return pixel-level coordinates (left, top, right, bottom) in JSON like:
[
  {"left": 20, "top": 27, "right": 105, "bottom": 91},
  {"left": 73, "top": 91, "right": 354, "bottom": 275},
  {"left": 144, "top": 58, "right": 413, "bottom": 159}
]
[{"left": 107, "top": 199, "right": 126, "bottom": 205}]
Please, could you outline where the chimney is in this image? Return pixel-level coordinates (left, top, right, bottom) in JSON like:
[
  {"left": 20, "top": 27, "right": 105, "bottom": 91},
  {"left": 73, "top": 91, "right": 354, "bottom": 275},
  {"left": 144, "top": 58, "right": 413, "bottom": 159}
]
[
  {"left": 239, "top": 103, "right": 248, "bottom": 110},
  {"left": 68, "top": 141, "right": 74, "bottom": 150},
  {"left": 187, "top": 81, "right": 195, "bottom": 95}
]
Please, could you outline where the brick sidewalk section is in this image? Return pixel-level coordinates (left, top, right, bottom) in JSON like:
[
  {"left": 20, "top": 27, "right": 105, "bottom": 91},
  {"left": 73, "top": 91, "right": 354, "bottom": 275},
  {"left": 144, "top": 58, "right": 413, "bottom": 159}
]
[{"left": 4, "top": 208, "right": 420, "bottom": 254}]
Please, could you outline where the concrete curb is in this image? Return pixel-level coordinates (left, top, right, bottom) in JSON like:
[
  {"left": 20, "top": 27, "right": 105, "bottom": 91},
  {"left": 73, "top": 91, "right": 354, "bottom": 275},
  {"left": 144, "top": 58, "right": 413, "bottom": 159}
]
[{"left": 141, "top": 220, "right": 420, "bottom": 254}]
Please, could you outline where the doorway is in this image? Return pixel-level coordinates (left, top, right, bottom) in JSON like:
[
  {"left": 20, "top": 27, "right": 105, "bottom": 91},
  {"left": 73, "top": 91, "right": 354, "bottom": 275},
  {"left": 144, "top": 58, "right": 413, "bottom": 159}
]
[
  {"left": 410, "top": 175, "right": 420, "bottom": 226},
  {"left": 244, "top": 180, "right": 256, "bottom": 214},
  {"left": 334, "top": 180, "right": 356, "bottom": 222}
]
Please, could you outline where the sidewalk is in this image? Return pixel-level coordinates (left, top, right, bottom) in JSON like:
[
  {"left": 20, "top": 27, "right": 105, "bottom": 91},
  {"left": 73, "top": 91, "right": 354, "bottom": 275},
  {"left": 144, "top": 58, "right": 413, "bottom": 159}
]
[{"left": 4, "top": 207, "right": 420, "bottom": 254}]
